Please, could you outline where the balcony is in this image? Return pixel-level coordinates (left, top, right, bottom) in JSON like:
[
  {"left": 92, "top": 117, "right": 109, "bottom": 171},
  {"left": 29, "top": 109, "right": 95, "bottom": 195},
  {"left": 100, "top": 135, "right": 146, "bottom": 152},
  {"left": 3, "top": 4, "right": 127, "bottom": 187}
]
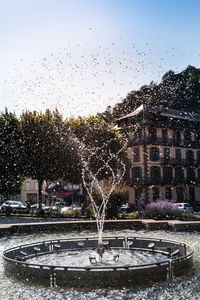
[
  {"left": 160, "top": 158, "right": 200, "bottom": 166},
  {"left": 130, "top": 136, "right": 200, "bottom": 148},
  {"left": 130, "top": 176, "right": 199, "bottom": 186}
]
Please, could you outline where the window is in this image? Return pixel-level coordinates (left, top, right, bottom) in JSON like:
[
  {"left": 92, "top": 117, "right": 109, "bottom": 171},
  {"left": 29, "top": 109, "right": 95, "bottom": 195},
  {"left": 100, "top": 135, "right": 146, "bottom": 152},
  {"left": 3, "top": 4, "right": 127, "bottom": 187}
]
[
  {"left": 164, "top": 148, "right": 170, "bottom": 160},
  {"left": 163, "top": 167, "right": 173, "bottom": 183},
  {"left": 186, "top": 150, "right": 194, "bottom": 164},
  {"left": 150, "top": 147, "right": 160, "bottom": 161},
  {"left": 132, "top": 167, "right": 142, "bottom": 183},
  {"left": 184, "top": 131, "right": 192, "bottom": 144},
  {"left": 175, "top": 167, "right": 184, "bottom": 183},
  {"left": 175, "top": 149, "right": 181, "bottom": 162},
  {"left": 133, "top": 128, "right": 142, "bottom": 140},
  {"left": 150, "top": 166, "right": 161, "bottom": 181},
  {"left": 25, "top": 182, "right": 30, "bottom": 191},
  {"left": 176, "top": 187, "right": 185, "bottom": 202},
  {"left": 162, "top": 128, "right": 168, "bottom": 143},
  {"left": 135, "top": 188, "right": 143, "bottom": 201},
  {"left": 152, "top": 187, "right": 159, "bottom": 201},
  {"left": 133, "top": 148, "right": 140, "bottom": 162},
  {"left": 187, "top": 167, "right": 195, "bottom": 182},
  {"left": 148, "top": 127, "right": 157, "bottom": 141},
  {"left": 165, "top": 187, "right": 172, "bottom": 200},
  {"left": 189, "top": 187, "right": 195, "bottom": 202},
  {"left": 34, "top": 182, "right": 38, "bottom": 190},
  {"left": 197, "top": 151, "right": 200, "bottom": 163},
  {"left": 173, "top": 130, "right": 181, "bottom": 144}
]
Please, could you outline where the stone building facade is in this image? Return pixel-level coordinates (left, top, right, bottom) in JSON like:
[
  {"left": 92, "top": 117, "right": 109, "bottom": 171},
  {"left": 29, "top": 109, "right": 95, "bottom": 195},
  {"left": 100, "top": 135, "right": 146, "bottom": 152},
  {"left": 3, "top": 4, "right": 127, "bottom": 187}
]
[
  {"left": 20, "top": 179, "right": 47, "bottom": 204},
  {"left": 116, "top": 104, "right": 200, "bottom": 205}
]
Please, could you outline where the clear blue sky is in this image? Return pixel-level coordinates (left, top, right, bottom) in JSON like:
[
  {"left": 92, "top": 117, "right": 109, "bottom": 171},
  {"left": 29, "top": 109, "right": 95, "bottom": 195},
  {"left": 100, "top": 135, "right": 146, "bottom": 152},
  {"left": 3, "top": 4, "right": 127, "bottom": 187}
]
[{"left": 1, "top": 0, "right": 200, "bottom": 117}]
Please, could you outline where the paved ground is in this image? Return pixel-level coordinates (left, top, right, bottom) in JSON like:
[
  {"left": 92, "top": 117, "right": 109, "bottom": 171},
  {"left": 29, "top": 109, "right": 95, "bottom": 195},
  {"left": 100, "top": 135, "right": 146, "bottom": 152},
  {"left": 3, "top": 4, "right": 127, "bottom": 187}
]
[
  {"left": 1, "top": 215, "right": 200, "bottom": 235},
  {"left": 0, "top": 215, "right": 79, "bottom": 224}
]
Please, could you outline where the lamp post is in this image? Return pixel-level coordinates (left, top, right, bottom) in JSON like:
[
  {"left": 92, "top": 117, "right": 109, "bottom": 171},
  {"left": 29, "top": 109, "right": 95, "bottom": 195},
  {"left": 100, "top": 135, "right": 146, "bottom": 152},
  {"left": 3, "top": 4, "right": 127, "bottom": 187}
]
[{"left": 72, "top": 184, "right": 74, "bottom": 209}]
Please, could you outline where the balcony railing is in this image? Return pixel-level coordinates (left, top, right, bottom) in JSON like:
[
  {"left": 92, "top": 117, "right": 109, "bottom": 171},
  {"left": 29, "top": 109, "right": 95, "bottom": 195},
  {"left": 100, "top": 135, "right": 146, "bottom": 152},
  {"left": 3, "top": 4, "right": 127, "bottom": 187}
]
[
  {"left": 130, "top": 136, "right": 200, "bottom": 148},
  {"left": 160, "top": 158, "right": 200, "bottom": 166},
  {"left": 130, "top": 177, "right": 200, "bottom": 185}
]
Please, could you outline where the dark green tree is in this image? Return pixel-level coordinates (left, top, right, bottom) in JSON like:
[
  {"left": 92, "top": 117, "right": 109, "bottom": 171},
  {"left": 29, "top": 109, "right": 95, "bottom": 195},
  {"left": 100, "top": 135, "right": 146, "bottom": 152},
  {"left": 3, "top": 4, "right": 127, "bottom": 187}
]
[
  {"left": 0, "top": 109, "right": 24, "bottom": 198},
  {"left": 20, "top": 110, "right": 75, "bottom": 207},
  {"left": 99, "top": 66, "right": 200, "bottom": 122},
  {"left": 66, "top": 116, "right": 125, "bottom": 182}
]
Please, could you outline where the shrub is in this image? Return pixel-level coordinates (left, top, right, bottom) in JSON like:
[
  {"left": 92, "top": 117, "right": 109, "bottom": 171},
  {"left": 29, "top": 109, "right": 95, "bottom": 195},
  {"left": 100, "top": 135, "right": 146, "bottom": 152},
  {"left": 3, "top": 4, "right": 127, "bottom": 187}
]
[
  {"left": 83, "top": 208, "right": 95, "bottom": 219},
  {"left": 125, "top": 211, "right": 139, "bottom": 219},
  {"left": 178, "top": 213, "right": 190, "bottom": 221},
  {"left": 60, "top": 209, "right": 82, "bottom": 218},
  {"left": 73, "top": 209, "right": 81, "bottom": 217},
  {"left": 44, "top": 208, "right": 61, "bottom": 218},
  {"left": 191, "top": 214, "right": 200, "bottom": 221},
  {"left": 145, "top": 200, "right": 175, "bottom": 219},
  {"left": 61, "top": 209, "right": 73, "bottom": 217},
  {"left": 144, "top": 209, "right": 155, "bottom": 219}
]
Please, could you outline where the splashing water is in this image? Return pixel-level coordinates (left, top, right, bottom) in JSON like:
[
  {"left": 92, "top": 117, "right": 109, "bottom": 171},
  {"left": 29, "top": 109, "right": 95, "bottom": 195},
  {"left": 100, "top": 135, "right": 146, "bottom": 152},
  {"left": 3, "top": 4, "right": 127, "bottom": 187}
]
[{"left": 77, "top": 137, "right": 127, "bottom": 249}]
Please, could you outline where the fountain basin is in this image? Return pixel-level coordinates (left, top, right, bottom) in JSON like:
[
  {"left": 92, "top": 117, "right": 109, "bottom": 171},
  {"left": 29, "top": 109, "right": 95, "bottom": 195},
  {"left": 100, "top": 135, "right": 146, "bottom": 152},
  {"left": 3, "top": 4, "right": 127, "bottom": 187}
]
[{"left": 3, "top": 236, "right": 193, "bottom": 288}]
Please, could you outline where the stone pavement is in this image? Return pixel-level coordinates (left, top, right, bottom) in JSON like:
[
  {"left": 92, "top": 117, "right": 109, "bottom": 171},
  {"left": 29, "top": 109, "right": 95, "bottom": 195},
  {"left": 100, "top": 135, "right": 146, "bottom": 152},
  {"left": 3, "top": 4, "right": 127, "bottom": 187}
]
[{"left": 0, "top": 216, "right": 200, "bottom": 236}]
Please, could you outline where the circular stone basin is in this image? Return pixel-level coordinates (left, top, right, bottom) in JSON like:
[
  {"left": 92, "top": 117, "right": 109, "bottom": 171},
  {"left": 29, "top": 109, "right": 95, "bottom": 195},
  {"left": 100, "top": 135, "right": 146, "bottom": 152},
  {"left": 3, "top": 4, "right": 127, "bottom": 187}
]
[{"left": 3, "top": 236, "right": 193, "bottom": 288}]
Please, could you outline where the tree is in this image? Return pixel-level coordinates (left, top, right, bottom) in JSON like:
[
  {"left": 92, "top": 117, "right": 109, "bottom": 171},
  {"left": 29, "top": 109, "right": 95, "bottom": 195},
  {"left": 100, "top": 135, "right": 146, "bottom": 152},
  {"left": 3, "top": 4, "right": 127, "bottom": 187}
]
[
  {"left": 95, "top": 183, "right": 129, "bottom": 219},
  {"left": 0, "top": 109, "right": 24, "bottom": 198},
  {"left": 66, "top": 116, "right": 125, "bottom": 182},
  {"left": 20, "top": 110, "right": 74, "bottom": 207},
  {"left": 99, "top": 66, "right": 200, "bottom": 122}
]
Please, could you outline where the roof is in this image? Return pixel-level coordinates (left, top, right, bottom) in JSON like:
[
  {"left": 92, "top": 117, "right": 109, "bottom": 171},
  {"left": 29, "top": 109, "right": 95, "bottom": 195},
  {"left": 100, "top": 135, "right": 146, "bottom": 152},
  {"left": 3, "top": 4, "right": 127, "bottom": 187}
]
[{"left": 117, "top": 104, "right": 200, "bottom": 122}]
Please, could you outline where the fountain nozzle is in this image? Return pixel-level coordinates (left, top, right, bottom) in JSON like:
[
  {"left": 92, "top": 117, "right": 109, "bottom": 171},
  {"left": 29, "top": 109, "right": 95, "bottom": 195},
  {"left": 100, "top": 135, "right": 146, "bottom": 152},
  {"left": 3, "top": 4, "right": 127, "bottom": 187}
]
[{"left": 97, "top": 245, "right": 105, "bottom": 257}]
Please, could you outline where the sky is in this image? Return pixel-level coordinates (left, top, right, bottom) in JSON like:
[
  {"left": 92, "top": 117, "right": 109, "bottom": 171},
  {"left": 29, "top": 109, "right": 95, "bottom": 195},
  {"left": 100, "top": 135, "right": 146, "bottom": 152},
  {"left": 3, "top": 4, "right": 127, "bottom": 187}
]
[{"left": 1, "top": 0, "right": 200, "bottom": 118}]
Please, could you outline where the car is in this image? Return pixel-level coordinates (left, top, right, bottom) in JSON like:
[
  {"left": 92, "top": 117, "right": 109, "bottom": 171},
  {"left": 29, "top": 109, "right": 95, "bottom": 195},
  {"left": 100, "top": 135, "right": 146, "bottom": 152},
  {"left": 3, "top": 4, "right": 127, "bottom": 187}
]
[
  {"left": 1, "top": 200, "right": 27, "bottom": 213},
  {"left": 53, "top": 201, "right": 66, "bottom": 208},
  {"left": 119, "top": 203, "right": 136, "bottom": 214},
  {"left": 175, "top": 203, "right": 193, "bottom": 214},
  {"left": 31, "top": 203, "right": 51, "bottom": 211}
]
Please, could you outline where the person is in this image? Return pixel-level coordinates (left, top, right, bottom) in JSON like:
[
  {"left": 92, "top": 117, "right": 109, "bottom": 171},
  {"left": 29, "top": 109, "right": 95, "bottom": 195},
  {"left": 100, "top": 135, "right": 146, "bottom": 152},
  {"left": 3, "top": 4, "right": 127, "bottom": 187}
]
[
  {"left": 137, "top": 197, "right": 145, "bottom": 219},
  {"left": 5, "top": 203, "right": 12, "bottom": 217},
  {"left": 26, "top": 200, "right": 31, "bottom": 213}
]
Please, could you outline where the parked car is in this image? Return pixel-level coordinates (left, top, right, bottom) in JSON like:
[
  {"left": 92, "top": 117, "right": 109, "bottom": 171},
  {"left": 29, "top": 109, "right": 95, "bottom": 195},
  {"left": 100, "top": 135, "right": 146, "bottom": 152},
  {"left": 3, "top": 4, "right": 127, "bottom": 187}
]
[
  {"left": 53, "top": 201, "right": 66, "bottom": 208},
  {"left": 31, "top": 204, "right": 51, "bottom": 211},
  {"left": 175, "top": 203, "right": 193, "bottom": 213},
  {"left": 119, "top": 203, "right": 136, "bottom": 214},
  {"left": 1, "top": 201, "right": 27, "bottom": 214}
]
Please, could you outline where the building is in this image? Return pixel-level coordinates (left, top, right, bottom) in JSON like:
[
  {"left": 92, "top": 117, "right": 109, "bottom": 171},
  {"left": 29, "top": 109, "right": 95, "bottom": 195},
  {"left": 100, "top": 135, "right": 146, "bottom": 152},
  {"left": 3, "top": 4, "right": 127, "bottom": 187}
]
[
  {"left": 20, "top": 179, "right": 47, "bottom": 204},
  {"left": 116, "top": 104, "right": 200, "bottom": 206}
]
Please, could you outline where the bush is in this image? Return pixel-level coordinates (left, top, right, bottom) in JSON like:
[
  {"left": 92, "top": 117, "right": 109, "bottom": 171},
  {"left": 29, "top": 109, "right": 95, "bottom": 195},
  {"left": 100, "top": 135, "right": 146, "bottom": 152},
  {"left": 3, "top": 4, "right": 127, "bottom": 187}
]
[
  {"left": 61, "top": 209, "right": 73, "bottom": 217},
  {"left": 61, "top": 208, "right": 82, "bottom": 218},
  {"left": 125, "top": 211, "right": 139, "bottom": 219},
  {"left": 73, "top": 209, "right": 81, "bottom": 217},
  {"left": 145, "top": 200, "right": 175, "bottom": 219},
  {"left": 31, "top": 208, "right": 44, "bottom": 217},
  {"left": 44, "top": 208, "right": 61, "bottom": 218},
  {"left": 178, "top": 213, "right": 190, "bottom": 221},
  {"left": 105, "top": 184, "right": 129, "bottom": 219},
  {"left": 191, "top": 214, "right": 200, "bottom": 221},
  {"left": 144, "top": 209, "right": 155, "bottom": 219},
  {"left": 84, "top": 208, "right": 95, "bottom": 219}
]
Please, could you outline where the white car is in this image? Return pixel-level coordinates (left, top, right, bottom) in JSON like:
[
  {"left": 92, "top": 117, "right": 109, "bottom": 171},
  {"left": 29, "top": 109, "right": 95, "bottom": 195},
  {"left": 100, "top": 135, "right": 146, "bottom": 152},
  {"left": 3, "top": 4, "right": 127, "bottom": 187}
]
[
  {"left": 175, "top": 203, "right": 193, "bottom": 213},
  {"left": 1, "top": 201, "right": 27, "bottom": 213}
]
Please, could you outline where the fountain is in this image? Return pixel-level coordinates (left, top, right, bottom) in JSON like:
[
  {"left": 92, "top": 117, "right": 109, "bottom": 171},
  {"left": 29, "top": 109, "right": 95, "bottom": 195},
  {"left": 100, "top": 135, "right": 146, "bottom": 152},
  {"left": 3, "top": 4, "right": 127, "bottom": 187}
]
[
  {"left": 2, "top": 137, "right": 194, "bottom": 289},
  {"left": 3, "top": 234, "right": 193, "bottom": 288}
]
